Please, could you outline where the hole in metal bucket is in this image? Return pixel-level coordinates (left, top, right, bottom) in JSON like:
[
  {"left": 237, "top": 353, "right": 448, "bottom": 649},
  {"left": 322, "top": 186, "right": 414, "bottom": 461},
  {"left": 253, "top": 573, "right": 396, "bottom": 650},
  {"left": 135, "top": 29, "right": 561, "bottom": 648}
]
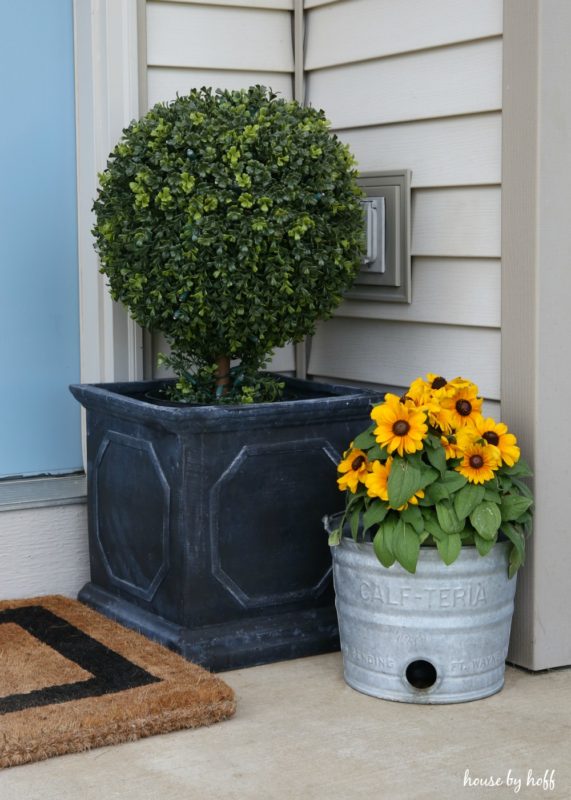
[{"left": 406, "top": 660, "right": 437, "bottom": 690}]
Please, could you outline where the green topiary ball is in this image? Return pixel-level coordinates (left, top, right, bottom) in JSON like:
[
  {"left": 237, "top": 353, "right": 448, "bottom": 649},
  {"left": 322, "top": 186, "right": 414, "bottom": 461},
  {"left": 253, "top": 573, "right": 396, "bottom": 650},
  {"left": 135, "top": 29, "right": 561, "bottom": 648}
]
[{"left": 93, "top": 86, "right": 364, "bottom": 403}]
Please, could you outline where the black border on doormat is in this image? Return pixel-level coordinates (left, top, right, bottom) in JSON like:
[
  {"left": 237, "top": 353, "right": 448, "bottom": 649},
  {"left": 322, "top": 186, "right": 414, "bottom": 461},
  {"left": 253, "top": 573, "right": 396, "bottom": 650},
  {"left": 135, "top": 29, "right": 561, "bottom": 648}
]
[{"left": 0, "top": 605, "right": 160, "bottom": 715}]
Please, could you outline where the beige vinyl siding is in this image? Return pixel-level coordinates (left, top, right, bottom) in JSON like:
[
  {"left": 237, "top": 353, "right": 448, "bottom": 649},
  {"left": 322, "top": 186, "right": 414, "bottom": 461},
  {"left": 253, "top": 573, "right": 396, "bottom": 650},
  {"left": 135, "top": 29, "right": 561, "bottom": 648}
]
[
  {"left": 337, "top": 259, "right": 500, "bottom": 328},
  {"left": 306, "top": 0, "right": 503, "bottom": 406},
  {"left": 304, "top": 0, "right": 502, "bottom": 69},
  {"left": 145, "top": 0, "right": 296, "bottom": 376},
  {"left": 307, "top": 39, "right": 502, "bottom": 129},
  {"left": 152, "top": 0, "right": 293, "bottom": 10},
  {"left": 411, "top": 187, "right": 501, "bottom": 258},
  {"left": 310, "top": 319, "right": 500, "bottom": 397},
  {"left": 147, "top": 2, "right": 293, "bottom": 72},
  {"left": 338, "top": 113, "right": 502, "bottom": 189},
  {"left": 148, "top": 69, "right": 293, "bottom": 108}
]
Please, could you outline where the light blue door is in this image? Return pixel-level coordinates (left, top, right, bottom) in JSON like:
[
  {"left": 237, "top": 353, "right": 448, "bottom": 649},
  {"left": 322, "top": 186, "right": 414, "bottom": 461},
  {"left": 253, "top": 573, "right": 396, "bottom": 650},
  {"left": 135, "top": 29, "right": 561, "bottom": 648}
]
[{"left": 0, "top": 0, "right": 82, "bottom": 477}]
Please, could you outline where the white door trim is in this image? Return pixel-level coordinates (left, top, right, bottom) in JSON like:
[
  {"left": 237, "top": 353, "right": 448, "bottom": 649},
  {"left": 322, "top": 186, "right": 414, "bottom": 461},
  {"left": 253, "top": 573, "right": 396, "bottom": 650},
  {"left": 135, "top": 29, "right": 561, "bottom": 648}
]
[{"left": 73, "top": 0, "right": 146, "bottom": 385}]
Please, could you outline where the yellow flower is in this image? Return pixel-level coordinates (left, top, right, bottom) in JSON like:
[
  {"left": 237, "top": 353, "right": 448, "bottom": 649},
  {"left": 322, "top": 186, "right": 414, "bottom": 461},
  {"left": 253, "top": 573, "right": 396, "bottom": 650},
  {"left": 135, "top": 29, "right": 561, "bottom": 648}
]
[
  {"left": 364, "top": 459, "right": 390, "bottom": 501},
  {"left": 467, "top": 415, "right": 521, "bottom": 467},
  {"left": 404, "top": 377, "right": 431, "bottom": 408},
  {"left": 455, "top": 424, "right": 481, "bottom": 451},
  {"left": 364, "top": 458, "right": 425, "bottom": 510},
  {"left": 425, "top": 373, "right": 457, "bottom": 397},
  {"left": 401, "top": 375, "right": 457, "bottom": 432},
  {"left": 337, "top": 448, "right": 370, "bottom": 493},
  {"left": 371, "top": 394, "right": 428, "bottom": 456},
  {"left": 456, "top": 442, "right": 501, "bottom": 484},
  {"left": 425, "top": 400, "right": 453, "bottom": 434},
  {"left": 440, "top": 383, "right": 483, "bottom": 430},
  {"left": 440, "top": 435, "right": 463, "bottom": 460}
]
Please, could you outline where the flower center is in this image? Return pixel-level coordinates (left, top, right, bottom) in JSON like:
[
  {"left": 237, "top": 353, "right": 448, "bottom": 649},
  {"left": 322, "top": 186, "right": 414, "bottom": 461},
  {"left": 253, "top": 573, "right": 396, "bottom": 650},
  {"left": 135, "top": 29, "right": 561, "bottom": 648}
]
[
  {"left": 456, "top": 399, "right": 472, "bottom": 417},
  {"left": 431, "top": 376, "right": 447, "bottom": 390},
  {"left": 351, "top": 455, "right": 366, "bottom": 471},
  {"left": 393, "top": 420, "right": 410, "bottom": 437},
  {"left": 482, "top": 431, "right": 500, "bottom": 446},
  {"left": 469, "top": 454, "right": 484, "bottom": 469}
]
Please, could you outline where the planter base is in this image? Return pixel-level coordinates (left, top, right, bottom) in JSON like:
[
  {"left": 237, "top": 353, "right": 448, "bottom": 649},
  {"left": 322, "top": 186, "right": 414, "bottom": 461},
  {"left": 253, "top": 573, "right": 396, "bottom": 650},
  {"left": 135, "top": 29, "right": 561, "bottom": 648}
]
[{"left": 79, "top": 583, "right": 340, "bottom": 672}]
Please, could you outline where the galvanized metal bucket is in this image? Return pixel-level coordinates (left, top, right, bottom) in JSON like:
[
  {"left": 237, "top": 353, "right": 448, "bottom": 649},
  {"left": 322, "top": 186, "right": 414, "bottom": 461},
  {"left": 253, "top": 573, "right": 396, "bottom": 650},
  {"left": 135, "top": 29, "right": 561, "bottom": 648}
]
[{"left": 326, "top": 520, "right": 517, "bottom": 704}]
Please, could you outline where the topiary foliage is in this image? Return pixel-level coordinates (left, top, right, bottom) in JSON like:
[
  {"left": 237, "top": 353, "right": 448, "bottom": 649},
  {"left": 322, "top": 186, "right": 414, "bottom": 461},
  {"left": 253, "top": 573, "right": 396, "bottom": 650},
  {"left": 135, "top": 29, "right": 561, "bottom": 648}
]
[{"left": 93, "top": 86, "right": 364, "bottom": 403}]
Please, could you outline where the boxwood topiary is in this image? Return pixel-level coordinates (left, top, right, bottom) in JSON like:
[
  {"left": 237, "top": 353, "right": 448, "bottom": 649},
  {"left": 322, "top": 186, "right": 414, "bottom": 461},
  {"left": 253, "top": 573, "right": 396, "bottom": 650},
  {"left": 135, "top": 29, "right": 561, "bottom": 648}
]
[{"left": 93, "top": 86, "right": 364, "bottom": 403}]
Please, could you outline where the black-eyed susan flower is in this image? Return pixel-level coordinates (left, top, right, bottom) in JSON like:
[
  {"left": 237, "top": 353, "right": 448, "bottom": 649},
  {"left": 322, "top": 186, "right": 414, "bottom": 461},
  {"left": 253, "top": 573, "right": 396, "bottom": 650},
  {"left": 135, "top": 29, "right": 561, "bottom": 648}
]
[
  {"left": 405, "top": 377, "right": 431, "bottom": 407},
  {"left": 467, "top": 415, "right": 521, "bottom": 467},
  {"left": 440, "top": 382, "right": 483, "bottom": 430},
  {"left": 337, "top": 448, "right": 370, "bottom": 493},
  {"left": 364, "top": 459, "right": 390, "bottom": 501},
  {"left": 403, "top": 374, "right": 457, "bottom": 432},
  {"left": 456, "top": 441, "right": 501, "bottom": 484},
  {"left": 371, "top": 394, "right": 428, "bottom": 457},
  {"left": 440, "top": 435, "right": 463, "bottom": 460},
  {"left": 425, "top": 373, "right": 457, "bottom": 396}
]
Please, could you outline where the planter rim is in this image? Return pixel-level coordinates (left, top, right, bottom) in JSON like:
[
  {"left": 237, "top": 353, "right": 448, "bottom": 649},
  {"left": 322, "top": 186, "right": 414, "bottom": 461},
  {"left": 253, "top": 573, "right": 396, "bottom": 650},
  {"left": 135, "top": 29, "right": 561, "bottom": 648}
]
[
  {"left": 325, "top": 511, "right": 514, "bottom": 575},
  {"left": 70, "top": 376, "right": 384, "bottom": 434},
  {"left": 335, "top": 534, "right": 511, "bottom": 562}
]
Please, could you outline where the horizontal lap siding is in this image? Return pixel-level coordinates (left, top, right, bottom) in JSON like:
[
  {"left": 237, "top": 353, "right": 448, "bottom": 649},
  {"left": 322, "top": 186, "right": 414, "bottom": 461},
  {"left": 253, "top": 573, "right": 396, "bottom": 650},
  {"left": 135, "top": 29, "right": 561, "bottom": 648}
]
[
  {"left": 310, "top": 318, "right": 501, "bottom": 399},
  {"left": 147, "top": 2, "right": 293, "bottom": 72},
  {"left": 306, "top": 0, "right": 503, "bottom": 406},
  {"left": 307, "top": 39, "right": 502, "bottom": 129},
  {"left": 338, "top": 113, "right": 502, "bottom": 188},
  {"left": 145, "top": 0, "right": 296, "bottom": 375},
  {"left": 147, "top": 68, "right": 293, "bottom": 108},
  {"left": 305, "top": 0, "right": 502, "bottom": 69},
  {"left": 336, "top": 259, "right": 501, "bottom": 328},
  {"left": 154, "top": 0, "right": 293, "bottom": 9}
]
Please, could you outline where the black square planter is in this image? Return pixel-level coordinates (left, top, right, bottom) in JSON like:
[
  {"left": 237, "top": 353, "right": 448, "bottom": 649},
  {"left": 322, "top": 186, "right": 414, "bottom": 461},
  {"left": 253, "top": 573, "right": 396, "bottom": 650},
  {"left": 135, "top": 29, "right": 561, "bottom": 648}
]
[{"left": 70, "top": 376, "right": 382, "bottom": 671}]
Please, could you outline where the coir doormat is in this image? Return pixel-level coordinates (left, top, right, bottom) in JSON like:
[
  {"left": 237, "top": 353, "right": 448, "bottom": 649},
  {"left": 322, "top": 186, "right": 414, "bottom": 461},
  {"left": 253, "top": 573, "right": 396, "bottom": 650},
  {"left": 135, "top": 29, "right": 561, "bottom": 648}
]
[{"left": 0, "top": 596, "right": 236, "bottom": 769}]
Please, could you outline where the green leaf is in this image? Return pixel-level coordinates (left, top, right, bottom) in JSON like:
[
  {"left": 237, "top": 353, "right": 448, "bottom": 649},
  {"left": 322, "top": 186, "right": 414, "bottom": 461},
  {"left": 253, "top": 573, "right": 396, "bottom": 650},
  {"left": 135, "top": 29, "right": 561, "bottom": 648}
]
[
  {"left": 503, "top": 460, "right": 533, "bottom": 478},
  {"left": 470, "top": 501, "right": 502, "bottom": 540},
  {"left": 425, "top": 443, "right": 447, "bottom": 477},
  {"left": 483, "top": 487, "right": 501, "bottom": 503},
  {"left": 502, "top": 522, "right": 526, "bottom": 578},
  {"left": 497, "top": 474, "right": 514, "bottom": 492},
  {"left": 441, "top": 471, "right": 468, "bottom": 493},
  {"left": 500, "top": 494, "right": 533, "bottom": 522},
  {"left": 387, "top": 458, "right": 422, "bottom": 509},
  {"left": 436, "top": 500, "right": 464, "bottom": 534},
  {"left": 510, "top": 477, "right": 533, "bottom": 499},
  {"left": 400, "top": 504, "right": 424, "bottom": 534},
  {"left": 419, "top": 528, "right": 431, "bottom": 545},
  {"left": 393, "top": 519, "right": 421, "bottom": 574},
  {"left": 352, "top": 426, "right": 376, "bottom": 450},
  {"left": 423, "top": 512, "right": 445, "bottom": 541},
  {"left": 474, "top": 532, "right": 497, "bottom": 556},
  {"left": 426, "top": 482, "right": 451, "bottom": 504},
  {"left": 418, "top": 465, "right": 440, "bottom": 490},
  {"left": 373, "top": 525, "right": 396, "bottom": 568},
  {"left": 424, "top": 433, "right": 442, "bottom": 450},
  {"left": 349, "top": 507, "right": 361, "bottom": 541},
  {"left": 436, "top": 532, "right": 462, "bottom": 565},
  {"left": 381, "top": 513, "right": 398, "bottom": 551},
  {"left": 327, "top": 525, "right": 342, "bottom": 546},
  {"left": 362, "top": 503, "right": 389, "bottom": 533},
  {"left": 367, "top": 443, "right": 388, "bottom": 461},
  {"left": 454, "top": 483, "right": 485, "bottom": 520}
]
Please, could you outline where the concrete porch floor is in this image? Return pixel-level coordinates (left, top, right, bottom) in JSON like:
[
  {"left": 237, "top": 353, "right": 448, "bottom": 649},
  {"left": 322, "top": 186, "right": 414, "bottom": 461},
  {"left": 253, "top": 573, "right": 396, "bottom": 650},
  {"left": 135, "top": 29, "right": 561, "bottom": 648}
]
[{"left": 1, "top": 652, "right": 570, "bottom": 800}]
